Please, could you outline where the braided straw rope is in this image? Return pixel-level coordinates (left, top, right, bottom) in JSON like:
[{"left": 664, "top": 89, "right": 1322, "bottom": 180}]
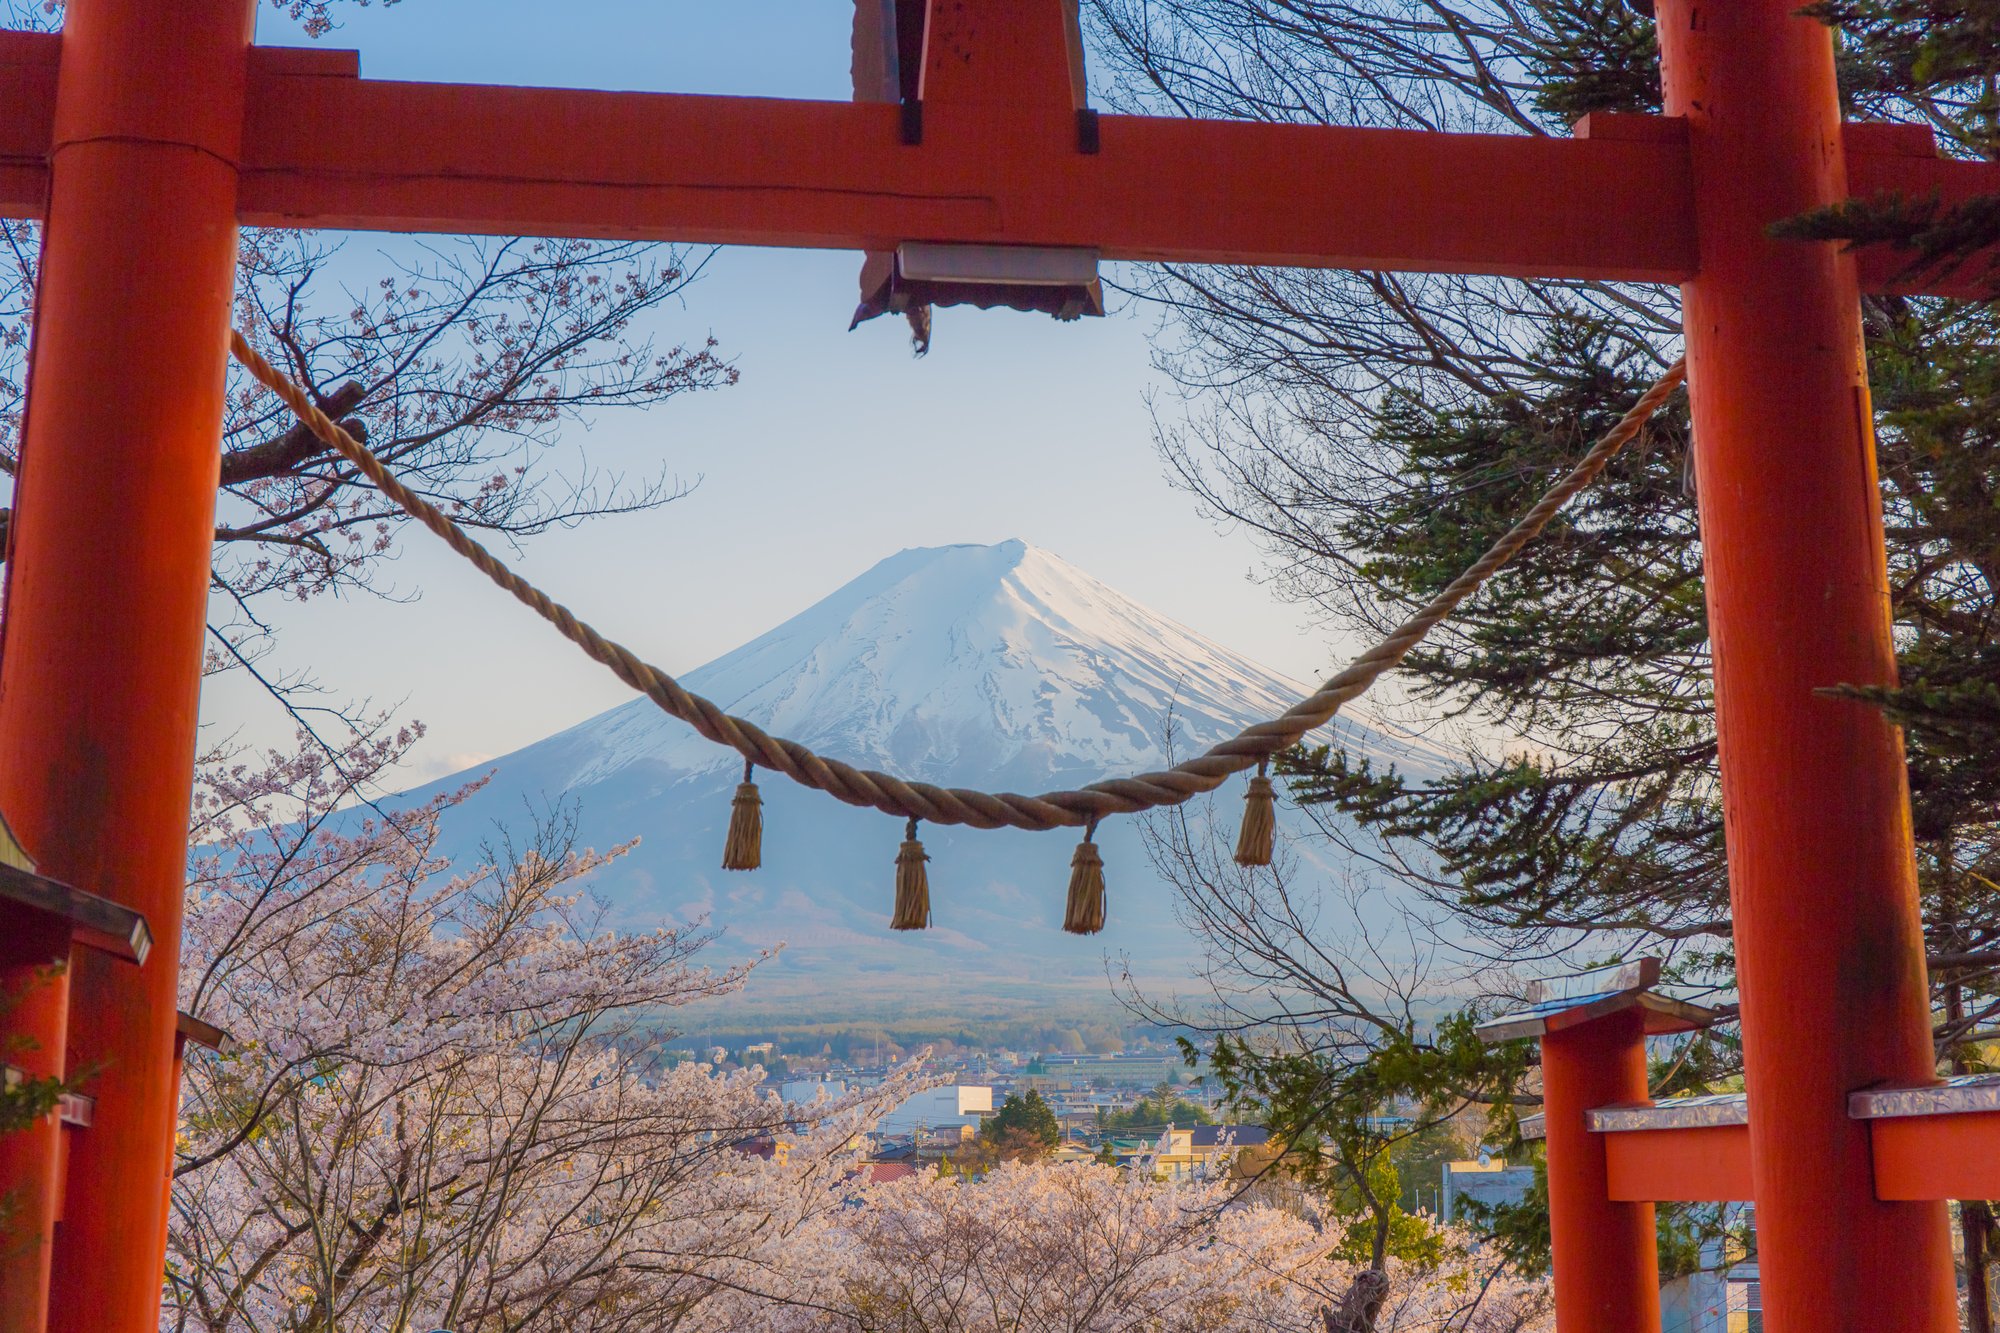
[{"left": 230, "top": 330, "right": 1685, "bottom": 832}]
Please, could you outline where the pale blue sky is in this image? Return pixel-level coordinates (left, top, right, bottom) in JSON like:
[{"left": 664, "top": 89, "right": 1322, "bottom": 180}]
[{"left": 207, "top": 0, "right": 1333, "bottom": 783}]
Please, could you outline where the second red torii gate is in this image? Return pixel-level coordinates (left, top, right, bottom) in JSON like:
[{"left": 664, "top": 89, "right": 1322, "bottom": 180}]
[
  {"left": 1479, "top": 960, "right": 2000, "bottom": 1330},
  {"left": 0, "top": 2, "right": 1991, "bottom": 1331}
]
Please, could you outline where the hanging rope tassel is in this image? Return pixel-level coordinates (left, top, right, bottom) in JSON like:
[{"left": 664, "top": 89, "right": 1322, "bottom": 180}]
[
  {"left": 1234, "top": 762, "right": 1277, "bottom": 867},
  {"left": 1064, "top": 819, "right": 1106, "bottom": 935},
  {"left": 722, "top": 757, "right": 764, "bottom": 871},
  {"left": 891, "top": 818, "right": 931, "bottom": 930}
]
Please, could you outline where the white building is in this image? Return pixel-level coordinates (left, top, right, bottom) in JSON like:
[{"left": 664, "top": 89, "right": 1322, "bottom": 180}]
[
  {"left": 780, "top": 1078, "right": 850, "bottom": 1105},
  {"left": 876, "top": 1085, "right": 993, "bottom": 1138},
  {"left": 1440, "top": 1155, "right": 1536, "bottom": 1222}
]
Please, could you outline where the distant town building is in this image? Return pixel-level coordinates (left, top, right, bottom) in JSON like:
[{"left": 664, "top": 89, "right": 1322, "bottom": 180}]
[
  {"left": 1106, "top": 1125, "right": 1270, "bottom": 1179},
  {"left": 1722, "top": 1263, "right": 1760, "bottom": 1333},
  {"left": 1660, "top": 1269, "right": 1729, "bottom": 1333},
  {"left": 729, "top": 1135, "right": 790, "bottom": 1165},
  {"left": 1663, "top": 1203, "right": 1754, "bottom": 1333},
  {"left": 876, "top": 1084, "right": 993, "bottom": 1138},
  {"left": 780, "top": 1077, "right": 850, "bottom": 1104},
  {"left": 1440, "top": 1155, "right": 1535, "bottom": 1223}
]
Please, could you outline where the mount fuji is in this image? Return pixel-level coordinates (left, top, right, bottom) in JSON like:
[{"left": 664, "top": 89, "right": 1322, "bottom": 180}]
[{"left": 401, "top": 541, "right": 1441, "bottom": 1025}]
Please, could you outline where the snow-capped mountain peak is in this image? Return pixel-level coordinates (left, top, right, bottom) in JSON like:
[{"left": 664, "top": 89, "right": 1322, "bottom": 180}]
[{"left": 554, "top": 540, "right": 1312, "bottom": 793}]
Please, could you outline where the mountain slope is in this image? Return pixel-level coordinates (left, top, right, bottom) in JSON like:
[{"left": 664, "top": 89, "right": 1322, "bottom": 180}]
[{"left": 403, "top": 541, "right": 1442, "bottom": 1016}]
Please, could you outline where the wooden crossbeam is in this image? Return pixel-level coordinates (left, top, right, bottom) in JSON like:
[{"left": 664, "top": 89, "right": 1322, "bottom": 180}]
[
  {"left": 1867, "top": 1112, "right": 2000, "bottom": 1201},
  {"left": 1601, "top": 1123, "right": 1755, "bottom": 1203},
  {"left": 234, "top": 80, "right": 1696, "bottom": 281},
  {"left": 1592, "top": 1097, "right": 1755, "bottom": 1202},
  {"left": 1853, "top": 1076, "right": 2000, "bottom": 1201},
  {"left": 1589, "top": 1081, "right": 2000, "bottom": 1203},
  {"left": 1, "top": 30, "right": 1995, "bottom": 295},
  {"left": 174, "top": 1010, "right": 235, "bottom": 1055}
]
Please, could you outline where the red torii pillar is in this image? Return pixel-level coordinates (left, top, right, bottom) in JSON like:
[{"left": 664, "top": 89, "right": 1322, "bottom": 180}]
[
  {"left": 0, "top": 918, "right": 70, "bottom": 1333},
  {"left": 0, "top": 1, "right": 253, "bottom": 1331},
  {"left": 1657, "top": 4, "right": 1956, "bottom": 1329},
  {"left": 1540, "top": 1007, "right": 1662, "bottom": 1333}
]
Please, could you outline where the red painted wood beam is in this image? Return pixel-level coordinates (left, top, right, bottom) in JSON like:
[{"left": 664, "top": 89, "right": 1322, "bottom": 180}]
[
  {"left": 1596, "top": 1107, "right": 2000, "bottom": 1203},
  {"left": 1869, "top": 1111, "right": 2000, "bottom": 1201},
  {"left": 178, "top": 69, "right": 2000, "bottom": 296},
  {"left": 1600, "top": 1122, "right": 1754, "bottom": 1203},
  {"left": 2, "top": 28, "right": 1995, "bottom": 294},
  {"left": 1847, "top": 123, "right": 2000, "bottom": 296},
  {"left": 230, "top": 78, "right": 1698, "bottom": 281},
  {"left": 1579, "top": 111, "right": 2000, "bottom": 296},
  {"left": 0, "top": 28, "right": 1704, "bottom": 283}
]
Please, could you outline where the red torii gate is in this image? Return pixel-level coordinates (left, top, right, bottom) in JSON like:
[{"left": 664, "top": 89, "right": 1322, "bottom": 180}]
[
  {"left": 1475, "top": 959, "right": 2000, "bottom": 1330},
  {"left": 0, "top": 2, "right": 1993, "bottom": 1330}
]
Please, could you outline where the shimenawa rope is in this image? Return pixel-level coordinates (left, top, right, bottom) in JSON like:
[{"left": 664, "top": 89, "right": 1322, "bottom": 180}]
[{"left": 229, "top": 330, "right": 1684, "bottom": 922}]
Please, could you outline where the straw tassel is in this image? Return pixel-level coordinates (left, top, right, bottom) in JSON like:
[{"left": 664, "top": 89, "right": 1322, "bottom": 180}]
[
  {"left": 721, "top": 758, "right": 763, "bottom": 871},
  {"left": 1234, "top": 762, "right": 1277, "bottom": 867},
  {"left": 891, "top": 818, "right": 931, "bottom": 930},
  {"left": 1064, "top": 819, "right": 1106, "bottom": 935}
]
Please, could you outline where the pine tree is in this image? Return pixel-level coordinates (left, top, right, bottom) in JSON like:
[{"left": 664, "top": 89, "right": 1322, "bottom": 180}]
[{"left": 981, "top": 1090, "right": 1062, "bottom": 1158}]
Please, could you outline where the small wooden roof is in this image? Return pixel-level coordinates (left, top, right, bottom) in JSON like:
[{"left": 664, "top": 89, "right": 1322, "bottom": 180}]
[{"left": 1475, "top": 957, "right": 1723, "bottom": 1044}]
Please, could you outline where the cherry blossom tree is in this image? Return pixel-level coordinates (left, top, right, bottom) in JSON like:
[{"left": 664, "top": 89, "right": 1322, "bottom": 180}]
[
  {"left": 166, "top": 725, "right": 922, "bottom": 1333},
  {"left": 729, "top": 1159, "right": 1552, "bottom": 1333}
]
